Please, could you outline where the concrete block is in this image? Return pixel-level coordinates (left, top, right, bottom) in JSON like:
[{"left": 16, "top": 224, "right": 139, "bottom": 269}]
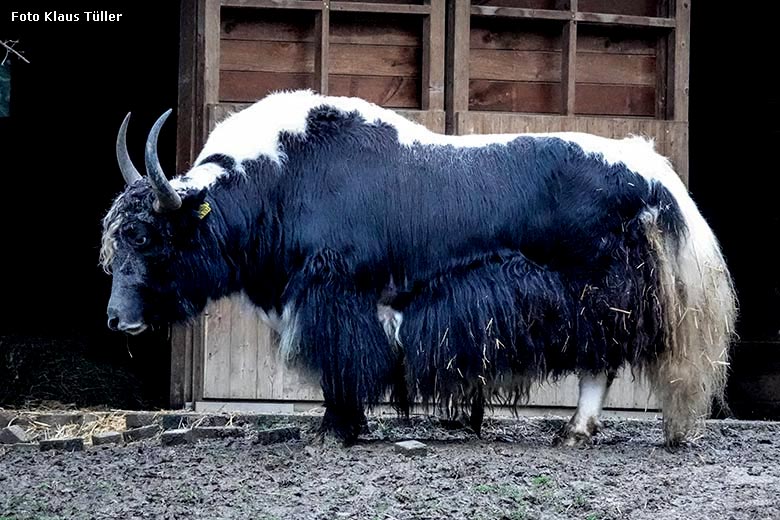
[
  {"left": 92, "top": 431, "right": 123, "bottom": 446},
  {"left": 122, "top": 424, "right": 160, "bottom": 443},
  {"left": 35, "top": 413, "right": 83, "bottom": 427},
  {"left": 39, "top": 437, "right": 84, "bottom": 452},
  {"left": 255, "top": 426, "right": 301, "bottom": 445},
  {"left": 193, "top": 426, "right": 244, "bottom": 439},
  {"left": 6, "top": 443, "right": 38, "bottom": 452},
  {"left": 125, "top": 413, "right": 157, "bottom": 429},
  {"left": 394, "top": 440, "right": 428, "bottom": 457},
  {"left": 0, "top": 425, "right": 29, "bottom": 444},
  {"left": 161, "top": 429, "right": 193, "bottom": 446}
]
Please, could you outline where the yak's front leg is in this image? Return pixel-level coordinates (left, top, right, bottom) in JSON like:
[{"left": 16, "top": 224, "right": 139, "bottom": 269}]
[
  {"left": 560, "top": 371, "right": 614, "bottom": 447},
  {"left": 284, "top": 249, "right": 395, "bottom": 445}
]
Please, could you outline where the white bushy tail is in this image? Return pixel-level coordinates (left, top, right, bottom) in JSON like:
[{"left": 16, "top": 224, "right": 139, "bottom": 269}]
[{"left": 643, "top": 165, "right": 737, "bottom": 446}]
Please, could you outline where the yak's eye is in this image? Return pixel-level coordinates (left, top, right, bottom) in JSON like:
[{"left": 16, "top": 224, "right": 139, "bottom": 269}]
[{"left": 125, "top": 224, "right": 150, "bottom": 248}]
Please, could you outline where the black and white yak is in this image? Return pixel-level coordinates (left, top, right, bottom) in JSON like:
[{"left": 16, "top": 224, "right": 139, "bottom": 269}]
[{"left": 101, "top": 90, "right": 736, "bottom": 446}]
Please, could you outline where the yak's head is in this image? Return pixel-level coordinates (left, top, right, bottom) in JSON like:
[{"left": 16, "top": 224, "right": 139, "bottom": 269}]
[{"left": 101, "top": 111, "right": 220, "bottom": 334}]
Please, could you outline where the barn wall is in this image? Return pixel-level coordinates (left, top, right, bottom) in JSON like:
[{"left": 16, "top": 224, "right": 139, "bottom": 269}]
[{"left": 173, "top": 0, "right": 689, "bottom": 414}]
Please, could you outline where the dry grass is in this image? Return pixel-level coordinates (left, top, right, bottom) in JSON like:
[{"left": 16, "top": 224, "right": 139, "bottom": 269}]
[{"left": 4, "top": 410, "right": 130, "bottom": 445}]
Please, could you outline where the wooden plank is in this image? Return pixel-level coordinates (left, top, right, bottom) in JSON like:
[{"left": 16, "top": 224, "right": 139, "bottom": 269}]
[
  {"left": 665, "top": 121, "right": 688, "bottom": 184},
  {"left": 560, "top": 5, "right": 577, "bottom": 115},
  {"left": 169, "top": 324, "right": 188, "bottom": 408},
  {"left": 329, "top": 75, "right": 419, "bottom": 107},
  {"left": 193, "top": 0, "right": 208, "bottom": 154},
  {"left": 221, "top": 41, "right": 419, "bottom": 77},
  {"left": 329, "top": 0, "right": 425, "bottom": 4},
  {"left": 396, "top": 109, "right": 446, "bottom": 132},
  {"left": 470, "top": 18, "right": 657, "bottom": 56},
  {"left": 281, "top": 364, "right": 323, "bottom": 401},
  {"left": 204, "top": 0, "right": 221, "bottom": 105},
  {"left": 469, "top": 81, "right": 560, "bottom": 113},
  {"left": 221, "top": 40, "right": 314, "bottom": 73},
  {"left": 222, "top": 12, "right": 420, "bottom": 47},
  {"left": 228, "top": 293, "right": 260, "bottom": 399},
  {"left": 209, "top": 102, "right": 443, "bottom": 131},
  {"left": 221, "top": 9, "right": 314, "bottom": 42},
  {"left": 331, "top": 43, "right": 420, "bottom": 76},
  {"left": 176, "top": 0, "right": 198, "bottom": 174},
  {"left": 421, "top": 0, "right": 445, "bottom": 111},
  {"left": 470, "top": 6, "right": 571, "bottom": 20},
  {"left": 447, "top": 0, "right": 471, "bottom": 132},
  {"left": 255, "top": 326, "right": 282, "bottom": 399},
  {"left": 672, "top": 0, "right": 690, "bottom": 121},
  {"left": 470, "top": 20, "right": 656, "bottom": 54},
  {"left": 220, "top": 70, "right": 313, "bottom": 102},
  {"left": 455, "top": 112, "right": 674, "bottom": 140},
  {"left": 580, "top": 0, "right": 658, "bottom": 17},
  {"left": 330, "top": 14, "right": 421, "bottom": 46},
  {"left": 220, "top": 70, "right": 418, "bottom": 106},
  {"left": 192, "top": 315, "right": 205, "bottom": 401},
  {"left": 314, "top": 6, "right": 330, "bottom": 94},
  {"left": 221, "top": 0, "right": 324, "bottom": 9},
  {"left": 330, "top": 2, "right": 431, "bottom": 14},
  {"left": 575, "top": 12, "right": 675, "bottom": 28},
  {"left": 171, "top": 0, "right": 199, "bottom": 408},
  {"left": 202, "top": 0, "right": 221, "bottom": 149},
  {"left": 469, "top": 81, "right": 655, "bottom": 117},
  {"left": 472, "top": 0, "right": 557, "bottom": 8},
  {"left": 203, "top": 299, "right": 233, "bottom": 399},
  {"left": 655, "top": 22, "right": 669, "bottom": 118},
  {"left": 470, "top": 49, "right": 656, "bottom": 85}
]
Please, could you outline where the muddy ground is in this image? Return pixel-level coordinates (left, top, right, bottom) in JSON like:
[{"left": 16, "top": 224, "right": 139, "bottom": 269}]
[{"left": 1, "top": 416, "right": 778, "bottom": 520}]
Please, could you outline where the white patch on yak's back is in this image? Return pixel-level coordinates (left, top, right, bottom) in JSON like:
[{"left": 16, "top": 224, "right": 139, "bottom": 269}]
[
  {"left": 182, "top": 90, "right": 521, "bottom": 190},
  {"left": 170, "top": 162, "right": 226, "bottom": 191}
]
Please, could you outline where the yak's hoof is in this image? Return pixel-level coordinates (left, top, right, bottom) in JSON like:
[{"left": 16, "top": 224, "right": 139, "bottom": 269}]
[
  {"left": 317, "top": 410, "right": 364, "bottom": 447},
  {"left": 558, "top": 416, "right": 602, "bottom": 447}
]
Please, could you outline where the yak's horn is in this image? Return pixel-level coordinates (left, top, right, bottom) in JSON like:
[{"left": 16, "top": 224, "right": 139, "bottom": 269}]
[
  {"left": 116, "top": 113, "right": 142, "bottom": 185},
  {"left": 144, "top": 109, "right": 182, "bottom": 212}
]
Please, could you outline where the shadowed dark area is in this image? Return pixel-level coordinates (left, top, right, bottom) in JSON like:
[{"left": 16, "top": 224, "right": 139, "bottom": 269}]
[
  {"left": 0, "top": 2, "right": 180, "bottom": 408},
  {"left": 689, "top": 4, "right": 780, "bottom": 418}
]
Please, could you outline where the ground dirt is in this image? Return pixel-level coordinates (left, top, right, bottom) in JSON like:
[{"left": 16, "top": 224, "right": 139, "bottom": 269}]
[{"left": 1, "top": 416, "right": 778, "bottom": 520}]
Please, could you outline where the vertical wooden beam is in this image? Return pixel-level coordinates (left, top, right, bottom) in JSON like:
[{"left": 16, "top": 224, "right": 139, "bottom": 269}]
[
  {"left": 422, "top": 0, "right": 445, "bottom": 111},
  {"left": 171, "top": 0, "right": 220, "bottom": 408},
  {"left": 171, "top": 0, "right": 203, "bottom": 409},
  {"left": 446, "top": 0, "right": 471, "bottom": 134},
  {"left": 314, "top": 1, "right": 330, "bottom": 94},
  {"left": 557, "top": 0, "right": 577, "bottom": 116},
  {"left": 176, "top": 0, "right": 198, "bottom": 174},
  {"left": 655, "top": 0, "right": 671, "bottom": 119},
  {"left": 672, "top": 0, "right": 690, "bottom": 122},
  {"left": 560, "top": 0, "right": 577, "bottom": 116},
  {"left": 202, "top": 0, "right": 221, "bottom": 138}
]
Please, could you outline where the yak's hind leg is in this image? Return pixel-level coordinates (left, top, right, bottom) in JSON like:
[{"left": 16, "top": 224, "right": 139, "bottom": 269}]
[
  {"left": 283, "top": 249, "right": 395, "bottom": 445},
  {"left": 560, "top": 371, "right": 614, "bottom": 447}
]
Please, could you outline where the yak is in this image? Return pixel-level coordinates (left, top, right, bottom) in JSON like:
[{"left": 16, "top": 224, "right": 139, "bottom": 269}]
[{"left": 101, "top": 90, "right": 736, "bottom": 446}]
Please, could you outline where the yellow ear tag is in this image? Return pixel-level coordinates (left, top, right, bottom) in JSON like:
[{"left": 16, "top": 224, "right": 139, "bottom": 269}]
[{"left": 197, "top": 202, "right": 212, "bottom": 219}]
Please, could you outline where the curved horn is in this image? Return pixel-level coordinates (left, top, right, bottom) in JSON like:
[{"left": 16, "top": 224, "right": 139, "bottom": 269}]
[
  {"left": 144, "top": 109, "right": 182, "bottom": 212},
  {"left": 116, "top": 112, "right": 142, "bottom": 185}
]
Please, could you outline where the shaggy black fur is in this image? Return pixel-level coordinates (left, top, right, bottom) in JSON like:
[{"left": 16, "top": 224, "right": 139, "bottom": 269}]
[
  {"left": 104, "top": 98, "right": 687, "bottom": 441},
  {"left": 283, "top": 249, "right": 397, "bottom": 445}
]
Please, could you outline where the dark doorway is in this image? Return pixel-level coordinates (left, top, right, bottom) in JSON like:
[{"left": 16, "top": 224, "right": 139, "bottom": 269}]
[{"left": 0, "top": 2, "right": 181, "bottom": 408}]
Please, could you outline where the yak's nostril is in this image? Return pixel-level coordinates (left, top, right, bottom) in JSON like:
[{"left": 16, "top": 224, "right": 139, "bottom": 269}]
[
  {"left": 107, "top": 308, "right": 120, "bottom": 331},
  {"left": 107, "top": 316, "right": 120, "bottom": 331}
]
